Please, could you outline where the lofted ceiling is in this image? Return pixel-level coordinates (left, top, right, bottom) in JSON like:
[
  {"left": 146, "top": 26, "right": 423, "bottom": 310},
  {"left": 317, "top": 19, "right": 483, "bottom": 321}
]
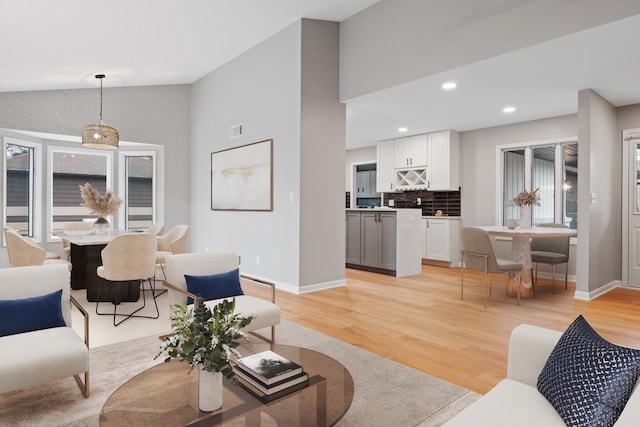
[{"left": 1, "top": 1, "right": 639, "bottom": 150}]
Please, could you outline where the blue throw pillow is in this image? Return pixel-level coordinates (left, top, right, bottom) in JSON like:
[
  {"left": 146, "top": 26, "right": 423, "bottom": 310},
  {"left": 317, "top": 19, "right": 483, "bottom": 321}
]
[
  {"left": 537, "top": 315, "right": 640, "bottom": 426},
  {"left": 0, "top": 289, "right": 66, "bottom": 337},
  {"left": 185, "top": 268, "right": 244, "bottom": 305}
]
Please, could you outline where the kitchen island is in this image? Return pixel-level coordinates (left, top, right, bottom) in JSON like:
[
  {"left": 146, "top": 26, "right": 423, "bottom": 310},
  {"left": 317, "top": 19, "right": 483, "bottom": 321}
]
[{"left": 345, "top": 208, "right": 422, "bottom": 277}]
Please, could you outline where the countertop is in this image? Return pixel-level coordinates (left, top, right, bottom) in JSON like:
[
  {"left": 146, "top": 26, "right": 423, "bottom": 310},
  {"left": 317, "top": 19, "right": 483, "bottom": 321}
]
[{"left": 423, "top": 216, "right": 461, "bottom": 219}]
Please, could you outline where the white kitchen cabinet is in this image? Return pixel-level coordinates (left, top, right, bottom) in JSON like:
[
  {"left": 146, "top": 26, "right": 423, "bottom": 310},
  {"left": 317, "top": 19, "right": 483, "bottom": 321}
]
[
  {"left": 376, "top": 139, "right": 396, "bottom": 192},
  {"left": 428, "top": 130, "right": 460, "bottom": 191},
  {"left": 420, "top": 217, "right": 428, "bottom": 259},
  {"left": 423, "top": 217, "right": 461, "bottom": 267},
  {"left": 394, "top": 134, "right": 428, "bottom": 169}
]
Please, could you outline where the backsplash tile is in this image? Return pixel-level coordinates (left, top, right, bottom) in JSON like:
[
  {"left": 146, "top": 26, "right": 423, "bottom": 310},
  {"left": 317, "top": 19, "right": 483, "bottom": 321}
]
[
  {"left": 345, "top": 189, "right": 460, "bottom": 217},
  {"left": 383, "top": 189, "right": 461, "bottom": 216}
]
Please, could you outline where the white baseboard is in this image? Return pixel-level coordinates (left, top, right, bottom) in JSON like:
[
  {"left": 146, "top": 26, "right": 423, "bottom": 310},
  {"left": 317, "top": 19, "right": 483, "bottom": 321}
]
[
  {"left": 574, "top": 280, "right": 621, "bottom": 301},
  {"left": 246, "top": 274, "right": 346, "bottom": 295}
]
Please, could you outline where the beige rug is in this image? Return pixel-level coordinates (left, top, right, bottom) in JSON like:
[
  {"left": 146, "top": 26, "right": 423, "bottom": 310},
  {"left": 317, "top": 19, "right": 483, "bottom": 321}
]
[{"left": 0, "top": 320, "right": 478, "bottom": 426}]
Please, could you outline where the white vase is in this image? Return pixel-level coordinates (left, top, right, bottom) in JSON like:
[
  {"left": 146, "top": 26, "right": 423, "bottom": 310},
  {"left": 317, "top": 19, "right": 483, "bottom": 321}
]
[
  {"left": 198, "top": 368, "right": 223, "bottom": 412},
  {"left": 519, "top": 206, "right": 532, "bottom": 229}
]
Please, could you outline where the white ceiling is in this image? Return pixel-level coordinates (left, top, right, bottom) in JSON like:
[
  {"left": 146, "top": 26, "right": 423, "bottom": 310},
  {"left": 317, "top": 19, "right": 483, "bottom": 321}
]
[{"left": 2, "top": 1, "right": 640, "bottom": 150}]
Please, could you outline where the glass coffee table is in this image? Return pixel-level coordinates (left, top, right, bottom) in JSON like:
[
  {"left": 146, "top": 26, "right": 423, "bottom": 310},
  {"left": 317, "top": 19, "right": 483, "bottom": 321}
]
[{"left": 99, "top": 344, "right": 354, "bottom": 426}]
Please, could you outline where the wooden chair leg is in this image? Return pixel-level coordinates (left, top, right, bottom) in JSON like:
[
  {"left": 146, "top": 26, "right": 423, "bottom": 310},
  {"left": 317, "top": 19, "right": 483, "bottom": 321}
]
[
  {"left": 551, "top": 265, "right": 556, "bottom": 293},
  {"left": 516, "top": 272, "right": 521, "bottom": 306},
  {"left": 564, "top": 262, "right": 568, "bottom": 290}
]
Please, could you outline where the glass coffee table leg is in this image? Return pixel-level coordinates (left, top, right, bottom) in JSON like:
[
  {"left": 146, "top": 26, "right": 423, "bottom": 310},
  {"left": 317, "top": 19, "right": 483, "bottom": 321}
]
[{"left": 316, "top": 377, "right": 327, "bottom": 427}]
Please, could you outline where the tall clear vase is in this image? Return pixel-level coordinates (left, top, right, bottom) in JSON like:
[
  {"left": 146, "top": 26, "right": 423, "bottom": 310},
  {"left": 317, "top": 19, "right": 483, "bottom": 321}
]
[{"left": 93, "top": 217, "right": 109, "bottom": 234}]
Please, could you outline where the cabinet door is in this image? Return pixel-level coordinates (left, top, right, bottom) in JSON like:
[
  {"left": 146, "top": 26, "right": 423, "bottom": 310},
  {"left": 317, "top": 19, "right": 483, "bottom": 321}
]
[
  {"left": 360, "top": 212, "right": 381, "bottom": 267},
  {"left": 428, "top": 130, "right": 460, "bottom": 190},
  {"left": 409, "top": 134, "right": 428, "bottom": 167},
  {"left": 376, "top": 140, "right": 396, "bottom": 192},
  {"left": 426, "top": 219, "right": 450, "bottom": 261},
  {"left": 379, "top": 213, "right": 397, "bottom": 270},
  {"left": 394, "top": 137, "right": 412, "bottom": 168},
  {"left": 345, "top": 212, "right": 362, "bottom": 264},
  {"left": 420, "top": 218, "right": 428, "bottom": 259}
]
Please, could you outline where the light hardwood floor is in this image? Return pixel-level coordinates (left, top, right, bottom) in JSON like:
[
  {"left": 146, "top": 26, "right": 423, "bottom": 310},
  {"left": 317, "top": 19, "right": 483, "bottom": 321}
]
[{"left": 250, "top": 266, "right": 640, "bottom": 395}]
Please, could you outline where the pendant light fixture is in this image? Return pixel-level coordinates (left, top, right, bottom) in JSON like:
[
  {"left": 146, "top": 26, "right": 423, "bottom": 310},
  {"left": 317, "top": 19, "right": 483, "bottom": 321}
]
[{"left": 82, "top": 74, "right": 119, "bottom": 149}]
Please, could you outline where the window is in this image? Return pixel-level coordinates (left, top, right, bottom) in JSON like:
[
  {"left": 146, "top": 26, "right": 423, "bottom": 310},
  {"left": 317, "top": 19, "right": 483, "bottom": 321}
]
[
  {"left": 501, "top": 139, "right": 578, "bottom": 230},
  {"left": 120, "top": 152, "right": 156, "bottom": 231},
  {"left": 48, "top": 147, "right": 113, "bottom": 237},
  {"left": 3, "top": 138, "right": 40, "bottom": 238}
]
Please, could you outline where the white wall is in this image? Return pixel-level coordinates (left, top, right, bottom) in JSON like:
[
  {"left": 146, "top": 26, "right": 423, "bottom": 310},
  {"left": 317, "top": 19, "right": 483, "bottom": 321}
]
[
  {"left": 339, "top": 0, "right": 640, "bottom": 100},
  {"left": 190, "top": 20, "right": 346, "bottom": 293}
]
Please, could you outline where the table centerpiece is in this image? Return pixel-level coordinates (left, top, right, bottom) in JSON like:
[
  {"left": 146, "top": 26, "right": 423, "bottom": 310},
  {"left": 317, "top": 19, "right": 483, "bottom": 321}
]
[{"left": 156, "top": 296, "right": 253, "bottom": 411}]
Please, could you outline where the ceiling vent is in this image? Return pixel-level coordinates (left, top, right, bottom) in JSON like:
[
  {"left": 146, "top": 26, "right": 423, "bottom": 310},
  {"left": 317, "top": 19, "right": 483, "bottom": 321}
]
[{"left": 229, "top": 124, "right": 243, "bottom": 139}]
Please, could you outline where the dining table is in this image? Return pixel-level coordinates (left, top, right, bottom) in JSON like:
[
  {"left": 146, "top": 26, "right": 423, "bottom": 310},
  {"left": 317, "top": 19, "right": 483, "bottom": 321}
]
[
  {"left": 55, "top": 229, "right": 141, "bottom": 303},
  {"left": 476, "top": 225, "right": 577, "bottom": 299}
]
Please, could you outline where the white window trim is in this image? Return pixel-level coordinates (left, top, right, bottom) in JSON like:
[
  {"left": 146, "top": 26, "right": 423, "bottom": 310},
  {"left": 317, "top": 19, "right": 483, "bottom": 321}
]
[
  {"left": 47, "top": 146, "right": 114, "bottom": 242},
  {"left": 495, "top": 136, "right": 578, "bottom": 243},
  {"left": 2, "top": 136, "right": 42, "bottom": 243},
  {"left": 118, "top": 150, "right": 158, "bottom": 231}
]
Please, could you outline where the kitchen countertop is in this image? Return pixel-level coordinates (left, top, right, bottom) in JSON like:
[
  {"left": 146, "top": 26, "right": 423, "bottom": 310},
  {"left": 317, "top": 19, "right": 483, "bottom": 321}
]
[{"left": 423, "top": 215, "right": 461, "bottom": 219}]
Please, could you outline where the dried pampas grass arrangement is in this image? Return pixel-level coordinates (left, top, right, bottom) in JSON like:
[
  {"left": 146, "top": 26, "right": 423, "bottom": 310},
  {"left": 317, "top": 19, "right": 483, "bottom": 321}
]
[{"left": 79, "top": 182, "right": 123, "bottom": 217}]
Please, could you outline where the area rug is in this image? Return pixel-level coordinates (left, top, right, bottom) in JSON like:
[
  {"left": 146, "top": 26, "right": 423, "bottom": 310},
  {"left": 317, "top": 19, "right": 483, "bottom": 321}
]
[{"left": 0, "top": 320, "right": 478, "bottom": 426}]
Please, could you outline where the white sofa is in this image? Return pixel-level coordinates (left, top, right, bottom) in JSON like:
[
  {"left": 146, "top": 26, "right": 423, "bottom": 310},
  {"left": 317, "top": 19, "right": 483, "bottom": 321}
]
[
  {"left": 163, "top": 252, "right": 281, "bottom": 344},
  {"left": 445, "top": 324, "right": 640, "bottom": 426},
  {"left": 0, "top": 264, "right": 89, "bottom": 397}
]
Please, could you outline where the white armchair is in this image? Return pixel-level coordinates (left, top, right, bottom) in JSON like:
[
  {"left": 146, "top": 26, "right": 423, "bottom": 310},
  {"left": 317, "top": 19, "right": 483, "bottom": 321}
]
[
  {"left": 163, "top": 252, "right": 280, "bottom": 344},
  {"left": 0, "top": 264, "right": 89, "bottom": 397}
]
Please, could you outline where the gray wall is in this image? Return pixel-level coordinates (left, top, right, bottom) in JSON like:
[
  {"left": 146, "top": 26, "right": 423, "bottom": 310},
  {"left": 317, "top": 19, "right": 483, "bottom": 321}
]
[
  {"left": 339, "top": 0, "right": 640, "bottom": 100},
  {"left": 0, "top": 85, "right": 190, "bottom": 265},
  {"left": 299, "top": 20, "right": 346, "bottom": 289},
  {"left": 577, "top": 89, "right": 620, "bottom": 295},
  {"left": 460, "top": 115, "right": 577, "bottom": 226},
  {"left": 190, "top": 19, "right": 346, "bottom": 292}
]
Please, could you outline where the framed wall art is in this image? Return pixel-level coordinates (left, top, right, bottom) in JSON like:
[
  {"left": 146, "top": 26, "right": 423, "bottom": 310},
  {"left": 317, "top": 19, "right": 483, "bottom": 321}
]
[{"left": 211, "top": 139, "right": 273, "bottom": 211}]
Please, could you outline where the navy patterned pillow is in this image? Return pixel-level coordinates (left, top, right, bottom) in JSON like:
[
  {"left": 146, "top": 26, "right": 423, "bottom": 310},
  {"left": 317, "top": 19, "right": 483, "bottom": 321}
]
[{"left": 537, "top": 315, "right": 640, "bottom": 426}]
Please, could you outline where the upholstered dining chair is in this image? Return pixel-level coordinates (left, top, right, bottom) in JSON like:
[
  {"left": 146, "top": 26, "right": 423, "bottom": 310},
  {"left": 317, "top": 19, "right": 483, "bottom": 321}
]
[
  {"left": 3, "top": 227, "right": 70, "bottom": 270},
  {"left": 530, "top": 223, "right": 570, "bottom": 293},
  {"left": 61, "top": 222, "right": 94, "bottom": 259},
  {"left": 155, "top": 224, "right": 189, "bottom": 281},
  {"left": 460, "top": 227, "right": 523, "bottom": 308},
  {"left": 145, "top": 222, "right": 165, "bottom": 236},
  {"left": 95, "top": 233, "right": 158, "bottom": 326}
]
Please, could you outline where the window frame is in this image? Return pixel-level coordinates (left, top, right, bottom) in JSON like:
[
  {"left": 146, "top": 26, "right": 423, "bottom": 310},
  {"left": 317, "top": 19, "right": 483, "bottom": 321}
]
[
  {"left": 2, "top": 137, "right": 42, "bottom": 244},
  {"left": 47, "top": 146, "right": 114, "bottom": 242},
  {"left": 118, "top": 150, "right": 158, "bottom": 231},
  {"left": 495, "top": 136, "right": 578, "bottom": 239}
]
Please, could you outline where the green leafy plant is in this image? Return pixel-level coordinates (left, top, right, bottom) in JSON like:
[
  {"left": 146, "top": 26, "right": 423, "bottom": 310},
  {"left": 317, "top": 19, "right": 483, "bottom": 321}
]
[{"left": 156, "top": 296, "right": 253, "bottom": 380}]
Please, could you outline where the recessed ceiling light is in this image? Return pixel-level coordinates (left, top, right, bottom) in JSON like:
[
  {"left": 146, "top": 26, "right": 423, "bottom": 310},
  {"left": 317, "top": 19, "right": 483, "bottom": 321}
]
[
  {"left": 503, "top": 106, "right": 516, "bottom": 113},
  {"left": 398, "top": 127, "right": 408, "bottom": 132},
  {"left": 442, "top": 82, "right": 457, "bottom": 90}
]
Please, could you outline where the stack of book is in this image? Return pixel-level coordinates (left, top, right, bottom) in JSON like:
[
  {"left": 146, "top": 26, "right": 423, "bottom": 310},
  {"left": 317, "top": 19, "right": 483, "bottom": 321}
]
[{"left": 234, "top": 350, "right": 309, "bottom": 403}]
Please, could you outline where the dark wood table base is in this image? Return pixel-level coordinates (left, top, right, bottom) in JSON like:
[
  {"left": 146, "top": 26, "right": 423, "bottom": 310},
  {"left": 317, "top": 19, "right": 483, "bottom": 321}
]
[{"left": 70, "top": 243, "right": 140, "bottom": 302}]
